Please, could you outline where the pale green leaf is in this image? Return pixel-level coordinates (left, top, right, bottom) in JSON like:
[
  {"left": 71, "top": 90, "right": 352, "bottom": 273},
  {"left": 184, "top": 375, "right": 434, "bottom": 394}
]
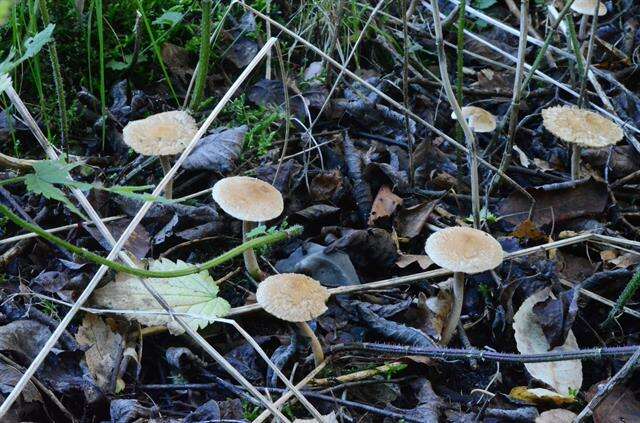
[
  {"left": 24, "top": 174, "right": 86, "bottom": 219},
  {"left": 0, "top": 24, "right": 54, "bottom": 74},
  {"left": 153, "top": 10, "right": 184, "bottom": 27},
  {"left": 0, "top": 73, "right": 9, "bottom": 95},
  {"left": 473, "top": 0, "right": 497, "bottom": 10},
  {"left": 92, "top": 258, "right": 231, "bottom": 334}
]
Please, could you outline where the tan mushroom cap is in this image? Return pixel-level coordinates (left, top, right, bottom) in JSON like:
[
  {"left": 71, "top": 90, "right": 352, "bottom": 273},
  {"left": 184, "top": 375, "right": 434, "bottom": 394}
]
[
  {"left": 451, "top": 106, "right": 497, "bottom": 133},
  {"left": 211, "top": 176, "right": 284, "bottom": 222},
  {"left": 425, "top": 226, "right": 504, "bottom": 274},
  {"left": 122, "top": 110, "right": 198, "bottom": 156},
  {"left": 256, "top": 273, "right": 330, "bottom": 322},
  {"left": 570, "top": 0, "right": 607, "bottom": 16},
  {"left": 542, "top": 105, "right": 623, "bottom": 148}
]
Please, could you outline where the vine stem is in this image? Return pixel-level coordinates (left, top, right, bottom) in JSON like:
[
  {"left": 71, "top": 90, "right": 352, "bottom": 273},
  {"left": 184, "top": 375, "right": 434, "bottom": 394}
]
[
  {"left": 601, "top": 267, "right": 640, "bottom": 329},
  {"left": 429, "top": 0, "right": 480, "bottom": 228},
  {"left": 0, "top": 203, "right": 301, "bottom": 278},
  {"left": 329, "top": 343, "right": 639, "bottom": 363}
]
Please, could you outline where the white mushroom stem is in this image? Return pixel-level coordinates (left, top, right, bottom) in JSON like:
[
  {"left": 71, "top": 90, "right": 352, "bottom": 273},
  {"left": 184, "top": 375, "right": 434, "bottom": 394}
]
[
  {"left": 159, "top": 156, "right": 174, "bottom": 200},
  {"left": 571, "top": 144, "right": 581, "bottom": 180},
  {"left": 242, "top": 220, "right": 264, "bottom": 281},
  {"left": 441, "top": 272, "right": 465, "bottom": 346},
  {"left": 296, "top": 321, "right": 324, "bottom": 367}
]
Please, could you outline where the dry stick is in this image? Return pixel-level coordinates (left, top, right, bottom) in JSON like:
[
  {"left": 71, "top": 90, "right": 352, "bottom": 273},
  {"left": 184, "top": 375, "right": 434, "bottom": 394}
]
[
  {"left": 238, "top": 2, "right": 532, "bottom": 203},
  {"left": 252, "top": 360, "right": 328, "bottom": 423},
  {"left": 0, "top": 41, "right": 307, "bottom": 423},
  {"left": 574, "top": 347, "right": 640, "bottom": 422},
  {"left": 429, "top": 0, "right": 481, "bottom": 228},
  {"left": 491, "top": 0, "right": 528, "bottom": 190},
  {"left": 504, "top": 0, "right": 556, "bottom": 67}
]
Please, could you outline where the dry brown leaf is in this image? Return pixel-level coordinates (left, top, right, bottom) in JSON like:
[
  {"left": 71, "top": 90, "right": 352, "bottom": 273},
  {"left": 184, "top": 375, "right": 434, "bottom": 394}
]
[
  {"left": 536, "top": 409, "right": 578, "bottom": 423},
  {"left": 587, "top": 381, "right": 640, "bottom": 423},
  {"left": 75, "top": 314, "right": 124, "bottom": 393},
  {"left": 369, "top": 185, "right": 402, "bottom": 226},
  {"left": 609, "top": 252, "right": 640, "bottom": 269},
  {"left": 600, "top": 250, "right": 618, "bottom": 262},
  {"left": 510, "top": 386, "right": 576, "bottom": 407},
  {"left": 396, "top": 254, "right": 433, "bottom": 270},
  {"left": 396, "top": 201, "right": 436, "bottom": 239},
  {"left": 513, "top": 288, "right": 583, "bottom": 395},
  {"left": 511, "top": 219, "right": 547, "bottom": 241},
  {"left": 498, "top": 179, "right": 608, "bottom": 227}
]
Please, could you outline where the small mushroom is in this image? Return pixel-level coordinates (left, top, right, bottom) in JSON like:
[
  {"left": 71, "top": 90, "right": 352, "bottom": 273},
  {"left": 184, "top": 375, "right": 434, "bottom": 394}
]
[
  {"left": 122, "top": 110, "right": 198, "bottom": 199},
  {"left": 541, "top": 105, "right": 623, "bottom": 179},
  {"left": 450, "top": 106, "right": 496, "bottom": 133},
  {"left": 211, "top": 176, "right": 284, "bottom": 280},
  {"left": 256, "top": 273, "right": 330, "bottom": 366},
  {"left": 571, "top": 0, "right": 606, "bottom": 16},
  {"left": 425, "top": 227, "right": 503, "bottom": 345}
]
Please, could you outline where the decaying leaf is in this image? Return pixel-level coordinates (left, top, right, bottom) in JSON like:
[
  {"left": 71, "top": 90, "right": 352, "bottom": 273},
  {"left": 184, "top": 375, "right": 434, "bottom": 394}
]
[
  {"left": 511, "top": 219, "right": 547, "bottom": 242},
  {"left": 0, "top": 362, "right": 42, "bottom": 403},
  {"left": 0, "top": 320, "right": 52, "bottom": 361},
  {"left": 396, "top": 254, "right": 433, "bottom": 270},
  {"left": 368, "top": 185, "right": 402, "bottom": 226},
  {"left": 92, "top": 258, "right": 231, "bottom": 334},
  {"left": 294, "top": 411, "right": 338, "bottom": 423},
  {"left": 182, "top": 126, "right": 247, "bottom": 173},
  {"left": 498, "top": 179, "right": 608, "bottom": 227},
  {"left": 396, "top": 201, "right": 436, "bottom": 239},
  {"left": 75, "top": 314, "right": 124, "bottom": 393},
  {"left": 510, "top": 386, "right": 576, "bottom": 407},
  {"left": 587, "top": 380, "right": 640, "bottom": 423},
  {"left": 536, "top": 408, "right": 578, "bottom": 423},
  {"left": 513, "top": 288, "right": 582, "bottom": 395}
]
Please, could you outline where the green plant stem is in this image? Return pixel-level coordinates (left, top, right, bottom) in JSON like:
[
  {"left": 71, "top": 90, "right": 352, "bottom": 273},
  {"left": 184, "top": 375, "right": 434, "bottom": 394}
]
[
  {"left": 0, "top": 176, "right": 26, "bottom": 187},
  {"left": 0, "top": 203, "right": 301, "bottom": 278},
  {"left": 189, "top": 0, "right": 212, "bottom": 111},
  {"left": 37, "top": 0, "right": 68, "bottom": 147},
  {"left": 136, "top": 0, "right": 179, "bottom": 107},
  {"left": 602, "top": 268, "right": 640, "bottom": 329}
]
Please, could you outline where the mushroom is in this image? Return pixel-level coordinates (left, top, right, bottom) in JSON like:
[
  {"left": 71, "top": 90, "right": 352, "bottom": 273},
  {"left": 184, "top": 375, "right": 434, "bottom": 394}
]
[
  {"left": 256, "top": 273, "right": 330, "bottom": 366},
  {"left": 122, "top": 110, "right": 198, "bottom": 199},
  {"left": 425, "top": 226, "right": 503, "bottom": 345},
  {"left": 541, "top": 105, "right": 623, "bottom": 179},
  {"left": 571, "top": 0, "right": 606, "bottom": 16},
  {"left": 450, "top": 106, "right": 496, "bottom": 133},
  {"left": 211, "top": 176, "right": 284, "bottom": 280}
]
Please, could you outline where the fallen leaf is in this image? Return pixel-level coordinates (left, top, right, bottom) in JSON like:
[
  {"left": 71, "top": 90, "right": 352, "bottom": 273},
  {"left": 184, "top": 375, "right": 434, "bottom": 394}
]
[
  {"left": 85, "top": 218, "right": 151, "bottom": 260},
  {"left": 75, "top": 314, "right": 124, "bottom": 393},
  {"left": 498, "top": 178, "right": 608, "bottom": 227},
  {"left": 182, "top": 126, "right": 247, "bottom": 173},
  {"left": 421, "top": 286, "right": 453, "bottom": 340},
  {"left": 92, "top": 258, "right": 231, "bottom": 335},
  {"left": 294, "top": 411, "right": 338, "bottom": 423},
  {"left": 368, "top": 185, "right": 403, "bottom": 226},
  {"left": 513, "top": 288, "right": 582, "bottom": 395},
  {"left": 0, "top": 362, "right": 42, "bottom": 403},
  {"left": 532, "top": 287, "right": 579, "bottom": 349},
  {"left": 310, "top": 170, "right": 343, "bottom": 201},
  {"left": 396, "top": 201, "right": 436, "bottom": 239},
  {"left": 511, "top": 219, "right": 547, "bottom": 242},
  {"left": 600, "top": 250, "right": 618, "bottom": 262},
  {"left": 510, "top": 386, "right": 576, "bottom": 407},
  {"left": 0, "top": 320, "right": 52, "bottom": 361},
  {"left": 396, "top": 254, "right": 433, "bottom": 270},
  {"left": 587, "top": 380, "right": 640, "bottom": 423},
  {"left": 536, "top": 408, "right": 578, "bottom": 423},
  {"left": 609, "top": 252, "right": 640, "bottom": 269}
]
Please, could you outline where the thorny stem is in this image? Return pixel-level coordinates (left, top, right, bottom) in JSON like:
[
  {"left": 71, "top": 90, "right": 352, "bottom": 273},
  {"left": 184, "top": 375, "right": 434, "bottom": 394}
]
[
  {"left": 0, "top": 203, "right": 301, "bottom": 278},
  {"left": 429, "top": 0, "right": 480, "bottom": 228},
  {"left": 296, "top": 321, "right": 324, "bottom": 367},
  {"left": 601, "top": 267, "right": 640, "bottom": 329},
  {"left": 158, "top": 156, "right": 174, "bottom": 200},
  {"left": 38, "top": 0, "right": 68, "bottom": 148},
  {"left": 242, "top": 220, "right": 264, "bottom": 281},
  {"left": 329, "top": 343, "right": 639, "bottom": 363},
  {"left": 441, "top": 272, "right": 464, "bottom": 346},
  {"left": 492, "top": 0, "right": 528, "bottom": 190}
]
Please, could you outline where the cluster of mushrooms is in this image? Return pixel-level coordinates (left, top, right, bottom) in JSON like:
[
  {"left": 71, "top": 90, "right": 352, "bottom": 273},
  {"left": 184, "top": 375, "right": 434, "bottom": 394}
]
[{"left": 120, "top": 93, "right": 624, "bottom": 359}]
